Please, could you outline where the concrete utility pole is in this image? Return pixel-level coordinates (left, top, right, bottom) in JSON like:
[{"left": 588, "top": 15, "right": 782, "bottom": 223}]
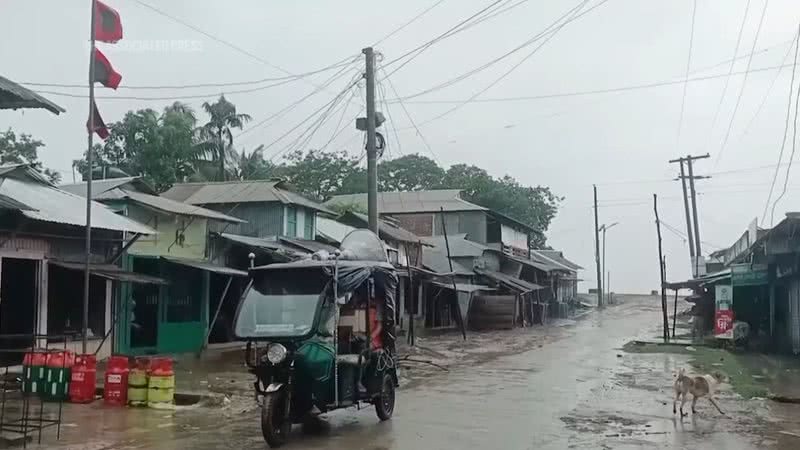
[
  {"left": 593, "top": 185, "right": 602, "bottom": 308},
  {"left": 669, "top": 153, "right": 709, "bottom": 277},
  {"left": 363, "top": 47, "right": 378, "bottom": 233},
  {"left": 83, "top": 0, "right": 98, "bottom": 355},
  {"left": 599, "top": 222, "right": 619, "bottom": 306}
]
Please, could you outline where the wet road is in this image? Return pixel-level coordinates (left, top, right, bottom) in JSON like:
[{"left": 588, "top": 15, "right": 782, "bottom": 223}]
[{"left": 41, "top": 297, "right": 800, "bottom": 449}]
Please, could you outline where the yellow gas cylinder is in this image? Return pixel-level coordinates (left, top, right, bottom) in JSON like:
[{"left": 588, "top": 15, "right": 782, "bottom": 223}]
[
  {"left": 147, "top": 357, "right": 175, "bottom": 409},
  {"left": 127, "top": 357, "right": 149, "bottom": 407}
]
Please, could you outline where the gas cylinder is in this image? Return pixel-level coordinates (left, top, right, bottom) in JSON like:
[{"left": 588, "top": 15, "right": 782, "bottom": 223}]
[
  {"left": 43, "top": 351, "right": 75, "bottom": 402},
  {"left": 147, "top": 357, "right": 175, "bottom": 409},
  {"left": 127, "top": 357, "right": 150, "bottom": 407},
  {"left": 69, "top": 354, "right": 97, "bottom": 403},
  {"left": 104, "top": 355, "right": 129, "bottom": 406},
  {"left": 22, "top": 352, "right": 47, "bottom": 395}
]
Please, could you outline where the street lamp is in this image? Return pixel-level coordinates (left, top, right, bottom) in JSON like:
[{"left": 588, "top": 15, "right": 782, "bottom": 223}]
[{"left": 598, "top": 222, "right": 619, "bottom": 306}]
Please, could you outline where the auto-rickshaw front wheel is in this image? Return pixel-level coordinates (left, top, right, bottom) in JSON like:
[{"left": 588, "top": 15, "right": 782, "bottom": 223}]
[
  {"left": 375, "top": 373, "right": 395, "bottom": 421},
  {"left": 261, "top": 392, "right": 291, "bottom": 447}
]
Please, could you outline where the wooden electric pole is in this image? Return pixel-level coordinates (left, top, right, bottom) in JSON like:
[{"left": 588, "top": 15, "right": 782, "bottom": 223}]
[
  {"left": 594, "top": 185, "right": 602, "bottom": 308},
  {"left": 654, "top": 194, "right": 669, "bottom": 342}
]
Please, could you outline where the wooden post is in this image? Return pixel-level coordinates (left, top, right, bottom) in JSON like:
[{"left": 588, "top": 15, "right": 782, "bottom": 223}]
[
  {"left": 654, "top": 194, "right": 669, "bottom": 342},
  {"left": 673, "top": 289, "right": 679, "bottom": 338},
  {"left": 439, "top": 207, "right": 467, "bottom": 340}
]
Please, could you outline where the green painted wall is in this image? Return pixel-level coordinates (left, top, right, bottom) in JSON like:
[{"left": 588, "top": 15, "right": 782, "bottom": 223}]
[{"left": 126, "top": 204, "right": 209, "bottom": 259}]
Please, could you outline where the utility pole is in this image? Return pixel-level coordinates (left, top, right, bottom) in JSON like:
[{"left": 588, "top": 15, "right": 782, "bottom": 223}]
[
  {"left": 668, "top": 153, "right": 709, "bottom": 277},
  {"left": 593, "top": 185, "right": 602, "bottom": 308},
  {"left": 678, "top": 161, "right": 695, "bottom": 268},
  {"left": 686, "top": 156, "right": 704, "bottom": 259},
  {"left": 363, "top": 47, "right": 378, "bottom": 233},
  {"left": 599, "top": 222, "right": 618, "bottom": 307},
  {"left": 654, "top": 194, "right": 669, "bottom": 342}
]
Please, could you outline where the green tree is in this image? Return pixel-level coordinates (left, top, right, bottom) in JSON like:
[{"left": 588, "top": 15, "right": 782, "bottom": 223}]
[
  {"left": 199, "top": 95, "right": 251, "bottom": 181},
  {"left": 378, "top": 153, "right": 444, "bottom": 191},
  {"left": 230, "top": 145, "right": 274, "bottom": 181},
  {"left": 71, "top": 102, "right": 200, "bottom": 192},
  {"left": 0, "top": 129, "right": 61, "bottom": 183},
  {"left": 275, "top": 149, "right": 361, "bottom": 201}
]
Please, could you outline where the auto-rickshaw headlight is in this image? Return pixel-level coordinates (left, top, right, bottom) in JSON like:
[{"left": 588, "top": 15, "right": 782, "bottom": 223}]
[{"left": 266, "top": 343, "right": 288, "bottom": 364}]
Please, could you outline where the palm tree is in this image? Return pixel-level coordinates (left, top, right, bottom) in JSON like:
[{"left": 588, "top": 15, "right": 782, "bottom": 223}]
[
  {"left": 199, "top": 95, "right": 251, "bottom": 181},
  {"left": 231, "top": 145, "right": 274, "bottom": 180}
]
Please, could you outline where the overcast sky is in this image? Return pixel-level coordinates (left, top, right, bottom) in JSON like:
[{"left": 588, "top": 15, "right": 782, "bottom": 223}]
[{"left": 2, "top": 0, "right": 800, "bottom": 293}]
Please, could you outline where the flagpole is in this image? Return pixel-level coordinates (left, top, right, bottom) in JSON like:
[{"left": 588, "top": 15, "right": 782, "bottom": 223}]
[{"left": 83, "top": 0, "right": 97, "bottom": 355}]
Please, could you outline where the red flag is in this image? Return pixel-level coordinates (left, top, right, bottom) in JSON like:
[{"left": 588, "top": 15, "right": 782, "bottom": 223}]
[
  {"left": 87, "top": 102, "right": 110, "bottom": 139},
  {"left": 93, "top": 48, "right": 122, "bottom": 89},
  {"left": 94, "top": 0, "right": 123, "bottom": 43}
]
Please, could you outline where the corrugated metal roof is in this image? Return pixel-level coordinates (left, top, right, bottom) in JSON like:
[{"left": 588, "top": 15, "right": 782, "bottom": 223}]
[
  {"left": 279, "top": 237, "right": 336, "bottom": 254},
  {"left": 161, "top": 180, "right": 332, "bottom": 213},
  {"left": 0, "top": 169, "right": 154, "bottom": 234},
  {"left": 49, "top": 259, "right": 168, "bottom": 285},
  {"left": 0, "top": 75, "right": 65, "bottom": 115},
  {"left": 475, "top": 268, "right": 544, "bottom": 293},
  {"left": 316, "top": 217, "right": 357, "bottom": 243},
  {"left": 60, "top": 177, "right": 157, "bottom": 198},
  {"left": 0, "top": 193, "right": 33, "bottom": 210},
  {"left": 123, "top": 190, "right": 245, "bottom": 223},
  {"left": 327, "top": 190, "right": 486, "bottom": 214},
  {"left": 431, "top": 282, "right": 496, "bottom": 293},
  {"left": 532, "top": 250, "right": 583, "bottom": 270},
  {"left": 423, "top": 234, "right": 489, "bottom": 258},
  {"left": 530, "top": 250, "right": 577, "bottom": 272},
  {"left": 217, "top": 233, "right": 305, "bottom": 259},
  {"left": 161, "top": 256, "right": 248, "bottom": 277}
]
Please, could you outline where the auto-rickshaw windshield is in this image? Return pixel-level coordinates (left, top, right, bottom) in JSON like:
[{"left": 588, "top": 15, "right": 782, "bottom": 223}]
[{"left": 234, "top": 268, "right": 328, "bottom": 338}]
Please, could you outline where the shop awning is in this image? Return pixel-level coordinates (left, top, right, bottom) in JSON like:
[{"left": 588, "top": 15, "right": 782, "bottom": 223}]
[
  {"left": 475, "top": 268, "right": 544, "bottom": 294},
  {"left": 161, "top": 257, "right": 248, "bottom": 277},
  {"left": 430, "top": 281, "right": 497, "bottom": 293},
  {"left": 48, "top": 260, "right": 168, "bottom": 285}
]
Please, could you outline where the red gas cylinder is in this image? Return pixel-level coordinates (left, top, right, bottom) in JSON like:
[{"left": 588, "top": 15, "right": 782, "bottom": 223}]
[
  {"left": 104, "top": 355, "right": 130, "bottom": 406},
  {"left": 69, "top": 354, "right": 97, "bottom": 403}
]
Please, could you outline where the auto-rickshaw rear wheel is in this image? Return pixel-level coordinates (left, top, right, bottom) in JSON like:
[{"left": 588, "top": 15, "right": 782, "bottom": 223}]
[
  {"left": 375, "top": 373, "right": 395, "bottom": 421},
  {"left": 261, "top": 392, "right": 291, "bottom": 447}
]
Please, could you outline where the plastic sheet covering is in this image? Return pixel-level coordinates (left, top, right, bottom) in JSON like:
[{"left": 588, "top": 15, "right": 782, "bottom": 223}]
[{"left": 330, "top": 262, "right": 398, "bottom": 354}]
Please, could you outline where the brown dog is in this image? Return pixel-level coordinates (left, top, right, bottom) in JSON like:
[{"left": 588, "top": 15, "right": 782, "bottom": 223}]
[{"left": 672, "top": 368, "right": 725, "bottom": 416}]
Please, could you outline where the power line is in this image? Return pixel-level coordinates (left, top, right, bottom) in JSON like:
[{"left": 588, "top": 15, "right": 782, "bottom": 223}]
[
  {"left": 395, "top": 60, "right": 800, "bottom": 105},
  {"left": 234, "top": 62, "right": 362, "bottom": 142},
  {"left": 715, "top": 0, "right": 770, "bottom": 167},
  {"left": 378, "top": 79, "right": 405, "bottom": 158},
  {"left": 414, "top": 0, "right": 608, "bottom": 127},
  {"left": 737, "top": 35, "right": 797, "bottom": 142},
  {"left": 388, "top": 0, "right": 591, "bottom": 102},
  {"left": 704, "top": 0, "right": 752, "bottom": 151},
  {"left": 762, "top": 28, "right": 800, "bottom": 225},
  {"left": 261, "top": 74, "right": 362, "bottom": 161},
  {"left": 381, "top": 0, "right": 510, "bottom": 77},
  {"left": 382, "top": 69, "right": 440, "bottom": 164},
  {"left": 21, "top": 59, "right": 357, "bottom": 91},
  {"left": 31, "top": 72, "right": 338, "bottom": 101},
  {"left": 771, "top": 22, "right": 800, "bottom": 226},
  {"left": 373, "top": 0, "right": 449, "bottom": 46},
  {"left": 676, "top": 0, "right": 697, "bottom": 143},
  {"left": 131, "top": 0, "right": 321, "bottom": 78}
]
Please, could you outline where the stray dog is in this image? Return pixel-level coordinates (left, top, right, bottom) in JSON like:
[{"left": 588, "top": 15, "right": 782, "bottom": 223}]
[{"left": 672, "top": 368, "right": 725, "bottom": 416}]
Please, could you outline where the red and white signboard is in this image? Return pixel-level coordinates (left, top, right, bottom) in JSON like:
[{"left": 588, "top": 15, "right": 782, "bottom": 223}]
[
  {"left": 714, "top": 309, "right": 734, "bottom": 338},
  {"left": 714, "top": 284, "right": 734, "bottom": 339}
]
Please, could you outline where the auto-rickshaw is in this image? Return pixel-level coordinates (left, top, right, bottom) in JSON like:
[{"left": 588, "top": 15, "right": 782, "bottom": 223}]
[{"left": 233, "top": 230, "right": 399, "bottom": 447}]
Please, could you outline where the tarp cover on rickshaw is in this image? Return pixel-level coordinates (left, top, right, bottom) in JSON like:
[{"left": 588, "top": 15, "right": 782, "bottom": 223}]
[{"left": 251, "top": 258, "right": 398, "bottom": 351}]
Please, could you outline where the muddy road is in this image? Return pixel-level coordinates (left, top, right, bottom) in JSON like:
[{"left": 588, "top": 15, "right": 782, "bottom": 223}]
[{"left": 40, "top": 296, "right": 800, "bottom": 449}]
